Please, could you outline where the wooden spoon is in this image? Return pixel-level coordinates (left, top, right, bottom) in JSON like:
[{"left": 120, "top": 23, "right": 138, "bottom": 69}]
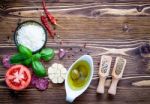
[
  {"left": 108, "top": 57, "right": 126, "bottom": 95},
  {"left": 97, "top": 55, "right": 112, "bottom": 94}
]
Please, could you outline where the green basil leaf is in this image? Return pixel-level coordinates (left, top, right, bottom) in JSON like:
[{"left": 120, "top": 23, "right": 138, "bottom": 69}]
[
  {"left": 22, "top": 58, "right": 32, "bottom": 66},
  {"left": 32, "top": 61, "right": 47, "bottom": 77},
  {"left": 10, "top": 53, "right": 29, "bottom": 64},
  {"left": 18, "top": 44, "right": 32, "bottom": 57},
  {"left": 32, "top": 53, "right": 41, "bottom": 61},
  {"left": 40, "top": 48, "right": 55, "bottom": 61}
]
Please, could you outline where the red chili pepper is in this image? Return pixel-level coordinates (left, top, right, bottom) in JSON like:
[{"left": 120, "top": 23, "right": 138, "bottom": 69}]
[
  {"left": 42, "top": 0, "right": 57, "bottom": 26},
  {"left": 41, "top": 16, "right": 56, "bottom": 38}
]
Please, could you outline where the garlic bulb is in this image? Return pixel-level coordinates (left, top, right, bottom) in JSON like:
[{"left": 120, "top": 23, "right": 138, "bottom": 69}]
[{"left": 48, "top": 63, "right": 67, "bottom": 84}]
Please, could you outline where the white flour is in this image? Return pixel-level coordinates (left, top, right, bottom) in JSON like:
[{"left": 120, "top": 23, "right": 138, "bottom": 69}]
[{"left": 17, "top": 24, "right": 46, "bottom": 52}]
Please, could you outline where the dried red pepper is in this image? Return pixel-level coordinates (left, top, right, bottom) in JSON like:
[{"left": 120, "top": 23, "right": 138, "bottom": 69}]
[
  {"left": 40, "top": 0, "right": 57, "bottom": 38},
  {"left": 42, "top": 0, "right": 57, "bottom": 26},
  {"left": 41, "top": 16, "right": 56, "bottom": 38}
]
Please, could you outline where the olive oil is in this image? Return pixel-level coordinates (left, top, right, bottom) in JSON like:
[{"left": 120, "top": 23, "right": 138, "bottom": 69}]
[{"left": 68, "top": 60, "right": 91, "bottom": 90}]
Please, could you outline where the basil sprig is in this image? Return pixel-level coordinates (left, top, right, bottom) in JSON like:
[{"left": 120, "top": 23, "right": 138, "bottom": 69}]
[{"left": 10, "top": 44, "right": 55, "bottom": 77}]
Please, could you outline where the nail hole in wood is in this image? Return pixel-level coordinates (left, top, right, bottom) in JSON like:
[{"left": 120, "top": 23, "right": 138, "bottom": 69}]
[
  {"left": 137, "top": 6, "right": 143, "bottom": 12},
  {"left": 122, "top": 24, "right": 129, "bottom": 32}
]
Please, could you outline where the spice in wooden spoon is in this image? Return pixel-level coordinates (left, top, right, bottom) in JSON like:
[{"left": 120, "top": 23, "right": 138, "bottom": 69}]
[
  {"left": 108, "top": 57, "right": 126, "bottom": 95},
  {"left": 97, "top": 55, "right": 112, "bottom": 94}
]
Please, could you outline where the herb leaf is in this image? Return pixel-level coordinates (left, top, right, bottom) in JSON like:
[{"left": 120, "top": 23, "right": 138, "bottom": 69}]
[
  {"left": 32, "top": 53, "right": 41, "bottom": 61},
  {"left": 18, "top": 44, "right": 32, "bottom": 57},
  {"left": 40, "top": 48, "right": 55, "bottom": 61},
  {"left": 22, "top": 58, "right": 32, "bottom": 66},
  {"left": 32, "top": 61, "right": 47, "bottom": 77},
  {"left": 10, "top": 53, "right": 29, "bottom": 64}
]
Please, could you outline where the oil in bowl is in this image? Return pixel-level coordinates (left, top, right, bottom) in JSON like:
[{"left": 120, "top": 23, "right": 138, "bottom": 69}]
[
  {"left": 68, "top": 60, "right": 91, "bottom": 90},
  {"left": 65, "top": 55, "right": 93, "bottom": 103}
]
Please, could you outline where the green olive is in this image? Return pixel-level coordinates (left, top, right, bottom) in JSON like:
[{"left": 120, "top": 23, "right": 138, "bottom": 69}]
[
  {"left": 71, "top": 69, "right": 80, "bottom": 80},
  {"left": 78, "top": 65, "right": 88, "bottom": 77}
]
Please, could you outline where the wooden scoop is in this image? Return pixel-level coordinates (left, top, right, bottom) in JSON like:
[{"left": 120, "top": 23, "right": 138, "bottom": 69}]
[
  {"left": 108, "top": 57, "right": 126, "bottom": 95},
  {"left": 97, "top": 55, "right": 112, "bottom": 94}
]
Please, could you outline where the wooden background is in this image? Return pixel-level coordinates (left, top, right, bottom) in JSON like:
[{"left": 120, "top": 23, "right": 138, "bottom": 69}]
[{"left": 0, "top": 0, "right": 150, "bottom": 104}]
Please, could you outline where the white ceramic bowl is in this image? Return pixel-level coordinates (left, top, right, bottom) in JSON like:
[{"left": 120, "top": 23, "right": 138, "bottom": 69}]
[{"left": 65, "top": 55, "right": 94, "bottom": 103}]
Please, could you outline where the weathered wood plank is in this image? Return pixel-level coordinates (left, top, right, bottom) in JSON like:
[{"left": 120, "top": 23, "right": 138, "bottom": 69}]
[
  {"left": 3, "top": 3, "right": 150, "bottom": 17},
  {"left": 0, "top": 86, "right": 150, "bottom": 104},
  {"left": 2, "top": 0, "right": 150, "bottom": 4},
  {"left": 0, "top": 3, "right": 150, "bottom": 41},
  {"left": 0, "top": 1, "right": 150, "bottom": 104}
]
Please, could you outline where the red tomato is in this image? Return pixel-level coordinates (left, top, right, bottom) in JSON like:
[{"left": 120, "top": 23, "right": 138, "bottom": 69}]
[{"left": 5, "top": 65, "right": 31, "bottom": 91}]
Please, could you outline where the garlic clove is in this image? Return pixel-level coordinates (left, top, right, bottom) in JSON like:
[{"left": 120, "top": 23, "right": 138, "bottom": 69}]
[
  {"left": 58, "top": 48, "right": 66, "bottom": 59},
  {"left": 51, "top": 78, "right": 58, "bottom": 84},
  {"left": 58, "top": 77, "right": 64, "bottom": 83}
]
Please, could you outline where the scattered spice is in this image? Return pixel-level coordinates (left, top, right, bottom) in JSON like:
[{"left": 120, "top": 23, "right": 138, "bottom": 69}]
[
  {"left": 86, "top": 52, "right": 90, "bottom": 55},
  {"left": 80, "top": 49, "right": 82, "bottom": 52},
  {"left": 69, "top": 48, "right": 72, "bottom": 50},
  {"left": 60, "top": 40, "right": 63, "bottom": 45},
  {"left": 68, "top": 55, "right": 70, "bottom": 58}
]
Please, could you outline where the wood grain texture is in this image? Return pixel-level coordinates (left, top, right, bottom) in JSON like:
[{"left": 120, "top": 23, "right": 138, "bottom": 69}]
[{"left": 0, "top": 0, "right": 150, "bottom": 104}]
